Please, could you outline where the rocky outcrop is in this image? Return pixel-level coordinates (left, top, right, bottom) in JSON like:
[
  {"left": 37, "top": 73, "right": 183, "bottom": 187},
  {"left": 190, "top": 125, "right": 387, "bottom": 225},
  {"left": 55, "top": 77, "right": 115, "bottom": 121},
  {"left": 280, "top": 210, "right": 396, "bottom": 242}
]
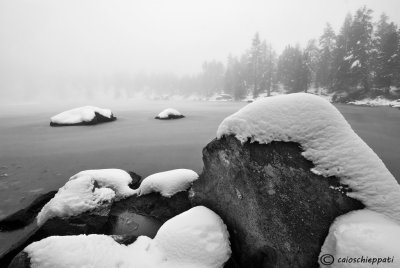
[
  {"left": 50, "top": 112, "right": 117, "bottom": 127},
  {"left": 190, "top": 136, "right": 364, "bottom": 268},
  {"left": 2, "top": 170, "right": 192, "bottom": 267}
]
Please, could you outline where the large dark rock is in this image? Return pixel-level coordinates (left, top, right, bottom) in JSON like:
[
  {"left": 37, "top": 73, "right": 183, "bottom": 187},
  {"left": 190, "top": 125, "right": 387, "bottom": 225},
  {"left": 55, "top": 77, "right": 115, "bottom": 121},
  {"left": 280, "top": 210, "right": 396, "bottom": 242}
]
[
  {"left": 191, "top": 135, "right": 364, "bottom": 268},
  {"left": 50, "top": 112, "right": 117, "bottom": 127}
]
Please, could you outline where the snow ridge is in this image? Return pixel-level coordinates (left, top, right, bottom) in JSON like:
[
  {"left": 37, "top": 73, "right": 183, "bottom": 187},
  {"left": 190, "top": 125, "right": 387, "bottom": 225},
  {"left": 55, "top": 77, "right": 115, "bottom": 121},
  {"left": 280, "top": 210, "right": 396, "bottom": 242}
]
[{"left": 217, "top": 93, "right": 400, "bottom": 222}]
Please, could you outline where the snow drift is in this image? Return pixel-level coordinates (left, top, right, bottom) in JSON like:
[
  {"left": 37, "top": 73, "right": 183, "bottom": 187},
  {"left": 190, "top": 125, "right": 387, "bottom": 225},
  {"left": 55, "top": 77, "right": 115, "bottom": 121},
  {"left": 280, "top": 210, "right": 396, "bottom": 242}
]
[{"left": 26, "top": 206, "right": 231, "bottom": 268}]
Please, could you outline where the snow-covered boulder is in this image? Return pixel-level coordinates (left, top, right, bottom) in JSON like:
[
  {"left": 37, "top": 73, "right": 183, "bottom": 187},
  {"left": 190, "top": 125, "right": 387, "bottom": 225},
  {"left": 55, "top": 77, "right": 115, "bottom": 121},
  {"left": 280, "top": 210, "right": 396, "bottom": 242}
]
[
  {"left": 10, "top": 206, "right": 231, "bottom": 268},
  {"left": 191, "top": 93, "right": 400, "bottom": 267},
  {"left": 217, "top": 93, "right": 400, "bottom": 221},
  {"left": 319, "top": 209, "right": 400, "bottom": 267},
  {"left": 133, "top": 169, "right": 198, "bottom": 197},
  {"left": 50, "top": 106, "right": 116, "bottom": 126},
  {"left": 155, "top": 108, "right": 184, "bottom": 120},
  {"left": 37, "top": 169, "right": 135, "bottom": 226}
]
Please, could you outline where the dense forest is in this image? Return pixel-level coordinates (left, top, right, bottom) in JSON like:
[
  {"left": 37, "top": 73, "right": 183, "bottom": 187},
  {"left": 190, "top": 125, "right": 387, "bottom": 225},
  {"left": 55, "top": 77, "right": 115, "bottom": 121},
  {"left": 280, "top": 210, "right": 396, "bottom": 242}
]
[{"left": 136, "top": 6, "right": 399, "bottom": 101}]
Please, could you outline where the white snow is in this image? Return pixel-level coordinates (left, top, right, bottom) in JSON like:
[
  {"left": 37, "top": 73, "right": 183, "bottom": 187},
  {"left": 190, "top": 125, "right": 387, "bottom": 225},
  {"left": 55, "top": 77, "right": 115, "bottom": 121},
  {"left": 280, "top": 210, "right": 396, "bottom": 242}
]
[
  {"left": 319, "top": 209, "right": 400, "bottom": 267},
  {"left": 69, "top": 169, "right": 135, "bottom": 199},
  {"left": 344, "top": 54, "right": 354, "bottom": 61},
  {"left": 26, "top": 206, "right": 231, "bottom": 268},
  {"left": 217, "top": 93, "right": 400, "bottom": 223},
  {"left": 348, "top": 97, "right": 400, "bottom": 107},
  {"left": 37, "top": 169, "right": 135, "bottom": 225},
  {"left": 50, "top": 106, "right": 113, "bottom": 124},
  {"left": 156, "top": 108, "right": 183, "bottom": 119},
  {"left": 134, "top": 169, "right": 199, "bottom": 197},
  {"left": 350, "top": 60, "right": 360, "bottom": 69}
]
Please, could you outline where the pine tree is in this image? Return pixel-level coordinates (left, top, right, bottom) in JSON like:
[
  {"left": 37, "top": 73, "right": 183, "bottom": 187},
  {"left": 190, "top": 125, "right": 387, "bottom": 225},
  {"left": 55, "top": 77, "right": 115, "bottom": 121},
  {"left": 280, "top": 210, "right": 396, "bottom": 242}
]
[
  {"left": 303, "top": 39, "right": 320, "bottom": 90},
  {"left": 348, "top": 6, "right": 374, "bottom": 91},
  {"left": 373, "top": 13, "right": 399, "bottom": 91},
  {"left": 316, "top": 23, "right": 336, "bottom": 89},
  {"left": 332, "top": 14, "right": 353, "bottom": 93},
  {"left": 259, "top": 40, "right": 275, "bottom": 96},
  {"left": 249, "top": 33, "right": 263, "bottom": 97},
  {"left": 277, "top": 45, "right": 307, "bottom": 92}
]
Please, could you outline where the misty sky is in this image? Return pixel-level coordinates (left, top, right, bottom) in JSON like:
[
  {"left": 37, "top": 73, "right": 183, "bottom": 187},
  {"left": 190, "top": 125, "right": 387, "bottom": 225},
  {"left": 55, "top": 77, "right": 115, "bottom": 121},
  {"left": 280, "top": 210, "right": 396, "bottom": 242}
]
[{"left": 1, "top": 0, "right": 400, "bottom": 79}]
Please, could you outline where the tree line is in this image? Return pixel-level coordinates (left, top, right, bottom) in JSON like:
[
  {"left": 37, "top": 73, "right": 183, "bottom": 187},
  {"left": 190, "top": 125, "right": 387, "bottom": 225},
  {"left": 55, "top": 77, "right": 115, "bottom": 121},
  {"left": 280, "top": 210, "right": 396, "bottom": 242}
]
[{"left": 67, "top": 6, "right": 400, "bottom": 101}]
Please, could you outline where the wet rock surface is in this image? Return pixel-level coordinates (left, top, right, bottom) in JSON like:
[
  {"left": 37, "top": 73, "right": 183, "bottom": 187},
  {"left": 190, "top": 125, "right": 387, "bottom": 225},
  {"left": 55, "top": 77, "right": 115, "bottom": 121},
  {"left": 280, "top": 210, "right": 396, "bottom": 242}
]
[{"left": 191, "top": 135, "right": 364, "bottom": 268}]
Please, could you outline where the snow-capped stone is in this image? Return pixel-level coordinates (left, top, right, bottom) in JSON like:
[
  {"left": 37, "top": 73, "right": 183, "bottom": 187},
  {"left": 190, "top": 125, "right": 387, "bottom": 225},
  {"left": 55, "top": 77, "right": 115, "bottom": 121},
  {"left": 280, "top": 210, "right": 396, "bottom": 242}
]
[
  {"left": 23, "top": 206, "right": 231, "bottom": 268},
  {"left": 134, "top": 169, "right": 198, "bottom": 197},
  {"left": 155, "top": 108, "right": 184, "bottom": 119},
  {"left": 37, "top": 169, "right": 135, "bottom": 225},
  {"left": 319, "top": 209, "right": 400, "bottom": 267},
  {"left": 50, "top": 106, "right": 116, "bottom": 126},
  {"left": 217, "top": 93, "right": 400, "bottom": 223}
]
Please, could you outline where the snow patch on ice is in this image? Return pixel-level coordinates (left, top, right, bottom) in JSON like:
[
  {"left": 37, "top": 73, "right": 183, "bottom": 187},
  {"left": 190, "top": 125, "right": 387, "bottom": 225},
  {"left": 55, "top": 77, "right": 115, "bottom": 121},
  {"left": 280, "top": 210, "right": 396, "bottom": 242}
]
[
  {"left": 217, "top": 93, "right": 400, "bottom": 222},
  {"left": 134, "top": 169, "right": 199, "bottom": 197},
  {"left": 319, "top": 209, "right": 400, "bottom": 267},
  {"left": 156, "top": 108, "right": 183, "bottom": 119},
  {"left": 37, "top": 169, "right": 135, "bottom": 225},
  {"left": 26, "top": 206, "right": 231, "bottom": 268},
  {"left": 50, "top": 106, "right": 113, "bottom": 124}
]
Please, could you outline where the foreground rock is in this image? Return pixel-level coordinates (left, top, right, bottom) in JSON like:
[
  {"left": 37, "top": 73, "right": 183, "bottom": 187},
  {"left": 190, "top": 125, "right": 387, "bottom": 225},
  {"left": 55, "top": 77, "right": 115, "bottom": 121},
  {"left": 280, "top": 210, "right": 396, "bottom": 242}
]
[
  {"left": 155, "top": 108, "right": 184, "bottom": 120},
  {"left": 50, "top": 106, "right": 117, "bottom": 126},
  {"left": 2, "top": 171, "right": 192, "bottom": 267},
  {"left": 191, "top": 136, "right": 364, "bottom": 268}
]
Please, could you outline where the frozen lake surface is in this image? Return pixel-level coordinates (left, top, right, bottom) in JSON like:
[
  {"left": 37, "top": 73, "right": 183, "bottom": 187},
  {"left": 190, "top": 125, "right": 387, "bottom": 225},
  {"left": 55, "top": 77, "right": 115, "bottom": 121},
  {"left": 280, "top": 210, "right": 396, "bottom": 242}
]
[{"left": 0, "top": 100, "right": 399, "bottom": 219}]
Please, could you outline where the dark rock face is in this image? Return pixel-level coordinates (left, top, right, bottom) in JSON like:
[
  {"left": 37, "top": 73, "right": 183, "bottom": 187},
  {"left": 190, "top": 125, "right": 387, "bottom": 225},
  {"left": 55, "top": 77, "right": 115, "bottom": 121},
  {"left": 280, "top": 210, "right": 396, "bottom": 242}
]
[
  {"left": 191, "top": 136, "right": 364, "bottom": 268},
  {"left": 49, "top": 112, "right": 117, "bottom": 127},
  {"left": 0, "top": 191, "right": 57, "bottom": 232},
  {"left": 154, "top": 114, "right": 185, "bottom": 120}
]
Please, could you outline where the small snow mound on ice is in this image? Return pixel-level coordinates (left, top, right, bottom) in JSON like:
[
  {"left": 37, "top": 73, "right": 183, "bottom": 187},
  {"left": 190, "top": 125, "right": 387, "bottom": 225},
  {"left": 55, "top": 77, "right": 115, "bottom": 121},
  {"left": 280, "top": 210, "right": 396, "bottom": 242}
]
[
  {"left": 69, "top": 169, "right": 135, "bottom": 199},
  {"left": 156, "top": 108, "right": 183, "bottom": 119},
  {"left": 37, "top": 169, "right": 135, "bottom": 225},
  {"left": 319, "top": 209, "right": 400, "bottom": 267},
  {"left": 217, "top": 93, "right": 400, "bottom": 222},
  {"left": 50, "top": 106, "right": 113, "bottom": 124},
  {"left": 26, "top": 206, "right": 231, "bottom": 268},
  {"left": 134, "top": 169, "right": 198, "bottom": 197}
]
